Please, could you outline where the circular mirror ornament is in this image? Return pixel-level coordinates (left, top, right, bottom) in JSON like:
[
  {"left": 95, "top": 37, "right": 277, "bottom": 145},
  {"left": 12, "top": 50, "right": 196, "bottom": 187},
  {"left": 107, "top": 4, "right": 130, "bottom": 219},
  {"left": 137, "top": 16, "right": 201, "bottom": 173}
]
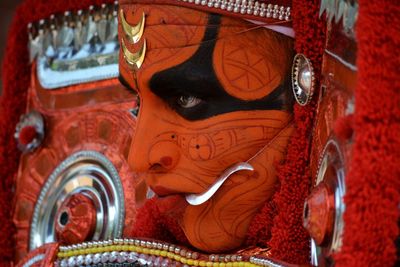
[
  {"left": 14, "top": 110, "right": 45, "bottom": 153},
  {"left": 30, "top": 150, "right": 125, "bottom": 250},
  {"left": 304, "top": 140, "right": 346, "bottom": 266},
  {"left": 291, "top": 53, "right": 315, "bottom": 106}
]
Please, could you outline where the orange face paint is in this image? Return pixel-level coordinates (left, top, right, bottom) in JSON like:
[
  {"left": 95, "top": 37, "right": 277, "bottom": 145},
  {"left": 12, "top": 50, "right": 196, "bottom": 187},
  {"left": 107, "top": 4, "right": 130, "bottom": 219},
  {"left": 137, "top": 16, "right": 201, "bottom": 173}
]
[{"left": 120, "top": 4, "right": 294, "bottom": 252}]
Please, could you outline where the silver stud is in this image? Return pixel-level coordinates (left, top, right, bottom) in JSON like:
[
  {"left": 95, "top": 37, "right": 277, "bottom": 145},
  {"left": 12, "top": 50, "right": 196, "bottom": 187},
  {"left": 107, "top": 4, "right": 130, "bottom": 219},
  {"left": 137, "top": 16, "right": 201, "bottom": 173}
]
[
  {"left": 93, "top": 253, "right": 102, "bottom": 264},
  {"left": 84, "top": 254, "right": 93, "bottom": 265},
  {"left": 101, "top": 252, "right": 110, "bottom": 263},
  {"left": 291, "top": 53, "right": 315, "bottom": 106},
  {"left": 109, "top": 251, "right": 118, "bottom": 262},
  {"left": 76, "top": 255, "right": 84, "bottom": 265},
  {"left": 118, "top": 251, "right": 128, "bottom": 263},
  {"left": 128, "top": 252, "right": 139, "bottom": 263},
  {"left": 67, "top": 256, "right": 76, "bottom": 267},
  {"left": 60, "top": 259, "right": 68, "bottom": 267}
]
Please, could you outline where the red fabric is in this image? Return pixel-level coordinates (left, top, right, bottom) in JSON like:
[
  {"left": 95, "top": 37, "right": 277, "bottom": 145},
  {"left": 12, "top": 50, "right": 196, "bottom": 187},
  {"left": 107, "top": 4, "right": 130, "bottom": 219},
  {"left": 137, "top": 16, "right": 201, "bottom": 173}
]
[
  {"left": 0, "top": 0, "right": 114, "bottom": 264},
  {"left": 334, "top": 1, "right": 400, "bottom": 266}
]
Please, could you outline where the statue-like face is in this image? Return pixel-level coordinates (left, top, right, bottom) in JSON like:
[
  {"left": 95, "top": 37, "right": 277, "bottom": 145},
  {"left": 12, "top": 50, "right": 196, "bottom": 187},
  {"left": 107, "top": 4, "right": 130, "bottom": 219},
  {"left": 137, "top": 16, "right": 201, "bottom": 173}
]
[{"left": 119, "top": 4, "right": 294, "bottom": 252}]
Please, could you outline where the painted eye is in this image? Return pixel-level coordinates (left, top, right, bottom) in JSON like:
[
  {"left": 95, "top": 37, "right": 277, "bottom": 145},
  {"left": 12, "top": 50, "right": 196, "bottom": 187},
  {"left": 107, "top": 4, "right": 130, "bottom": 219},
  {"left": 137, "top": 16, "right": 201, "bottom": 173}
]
[{"left": 177, "top": 95, "right": 202, "bottom": 108}]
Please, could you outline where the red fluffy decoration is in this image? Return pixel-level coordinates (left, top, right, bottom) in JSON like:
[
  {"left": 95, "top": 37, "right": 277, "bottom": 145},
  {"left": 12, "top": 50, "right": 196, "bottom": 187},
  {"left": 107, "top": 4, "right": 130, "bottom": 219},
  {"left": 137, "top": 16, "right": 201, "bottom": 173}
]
[
  {"left": 334, "top": 115, "right": 354, "bottom": 142},
  {"left": 245, "top": 200, "right": 277, "bottom": 247},
  {"left": 334, "top": 1, "right": 400, "bottom": 266},
  {"left": 131, "top": 198, "right": 189, "bottom": 246},
  {"left": 0, "top": 0, "right": 115, "bottom": 264}
]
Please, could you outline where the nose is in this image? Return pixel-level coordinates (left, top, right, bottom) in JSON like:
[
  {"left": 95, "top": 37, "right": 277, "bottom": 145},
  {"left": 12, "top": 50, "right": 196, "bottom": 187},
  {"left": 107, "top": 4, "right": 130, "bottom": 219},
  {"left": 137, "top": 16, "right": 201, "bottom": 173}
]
[
  {"left": 127, "top": 113, "right": 180, "bottom": 173},
  {"left": 148, "top": 141, "right": 180, "bottom": 170}
]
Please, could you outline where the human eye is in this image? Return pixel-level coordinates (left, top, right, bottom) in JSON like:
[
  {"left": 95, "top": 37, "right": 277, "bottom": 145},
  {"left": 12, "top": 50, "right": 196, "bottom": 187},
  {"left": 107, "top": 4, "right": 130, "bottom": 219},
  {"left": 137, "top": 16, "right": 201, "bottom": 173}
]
[
  {"left": 130, "top": 95, "right": 140, "bottom": 117},
  {"left": 176, "top": 95, "right": 203, "bottom": 109}
]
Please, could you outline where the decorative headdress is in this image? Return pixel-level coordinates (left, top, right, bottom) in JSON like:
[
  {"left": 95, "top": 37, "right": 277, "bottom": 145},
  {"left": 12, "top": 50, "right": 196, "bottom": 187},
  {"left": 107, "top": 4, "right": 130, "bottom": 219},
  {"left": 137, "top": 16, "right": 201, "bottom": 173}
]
[{"left": 1, "top": 0, "right": 399, "bottom": 267}]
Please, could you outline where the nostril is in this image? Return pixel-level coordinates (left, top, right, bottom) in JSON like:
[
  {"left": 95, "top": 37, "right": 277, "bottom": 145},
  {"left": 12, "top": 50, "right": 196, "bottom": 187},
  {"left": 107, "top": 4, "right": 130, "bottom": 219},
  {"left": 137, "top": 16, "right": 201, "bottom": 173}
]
[
  {"left": 160, "top": 156, "right": 172, "bottom": 167},
  {"left": 148, "top": 142, "right": 180, "bottom": 171},
  {"left": 149, "top": 163, "right": 165, "bottom": 171}
]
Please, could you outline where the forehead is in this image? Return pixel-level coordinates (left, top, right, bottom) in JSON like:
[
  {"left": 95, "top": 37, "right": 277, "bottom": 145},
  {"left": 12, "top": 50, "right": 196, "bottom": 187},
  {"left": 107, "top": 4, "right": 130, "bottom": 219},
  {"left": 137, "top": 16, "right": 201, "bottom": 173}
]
[{"left": 119, "top": 4, "right": 292, "bottom": 93}]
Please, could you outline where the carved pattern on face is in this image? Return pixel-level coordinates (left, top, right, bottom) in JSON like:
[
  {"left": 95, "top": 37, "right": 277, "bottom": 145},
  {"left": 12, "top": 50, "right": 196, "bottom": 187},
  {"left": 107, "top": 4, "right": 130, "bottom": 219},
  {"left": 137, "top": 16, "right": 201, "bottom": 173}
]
[
  {"left": 120, "top": 4, "right": 294, "bottom": 253},
  {"left": 214, "top": 37, "right": 280, "bottom": 100},
  {"left": 132, "top": 110, "right": 292, "bottom": 201},
  {"left": 213, "top": 28, "right": 292, "bottom": 101},
  {"left": 155, "top": 122, "right": 286, "bottom": 163},
  {"left": 182, "top": 125, "right": 294, "bottom": 252}
]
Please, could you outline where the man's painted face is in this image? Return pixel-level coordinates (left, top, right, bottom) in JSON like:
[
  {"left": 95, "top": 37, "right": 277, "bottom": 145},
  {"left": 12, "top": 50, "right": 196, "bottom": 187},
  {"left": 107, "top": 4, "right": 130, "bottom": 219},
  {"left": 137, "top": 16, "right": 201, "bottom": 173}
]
[{"left": 119, "top": 4, "right": 294, "bottom": 252}]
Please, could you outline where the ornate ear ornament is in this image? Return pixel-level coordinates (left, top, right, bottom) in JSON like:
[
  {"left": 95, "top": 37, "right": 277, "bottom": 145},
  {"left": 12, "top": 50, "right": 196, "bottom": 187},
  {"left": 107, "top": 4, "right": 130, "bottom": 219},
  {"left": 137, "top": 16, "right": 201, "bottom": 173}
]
[
  {"left": 120, "top": 9, "right": 145, "bottom": 44},
  {"left": 291, "top": 53, "right": 315, "bottom": 106},
  {"left": 14, "top": 110, "right": 45, "bottom": 153},
  {"left": 121, "top": 38, "right": 147, "bottom": 70},
  {"left": 304, "top": 139, "right": 346, "bottom": 266}
]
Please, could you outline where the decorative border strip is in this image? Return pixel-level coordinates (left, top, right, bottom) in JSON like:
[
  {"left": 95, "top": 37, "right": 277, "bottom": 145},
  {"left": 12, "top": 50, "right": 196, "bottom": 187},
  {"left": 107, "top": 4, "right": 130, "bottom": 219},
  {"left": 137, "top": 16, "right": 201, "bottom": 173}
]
[
  {"left": 22, "top": 254, "right": 45, "bottom": 267},
  {"left": 56, "top": 238, "right": 285, "bottom": 267},
  {"left": 28, "top": 2, "right": 120, "bottom": 89},
  {"left": 177, "top": 0, "right": 291, "bottom": 21}
]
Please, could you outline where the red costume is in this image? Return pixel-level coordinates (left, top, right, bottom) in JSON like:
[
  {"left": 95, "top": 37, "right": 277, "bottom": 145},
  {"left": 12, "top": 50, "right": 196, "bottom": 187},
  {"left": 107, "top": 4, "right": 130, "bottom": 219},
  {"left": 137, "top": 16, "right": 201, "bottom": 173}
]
[{"left": 0, "top": 0, "right": 399, "bottom": 266}]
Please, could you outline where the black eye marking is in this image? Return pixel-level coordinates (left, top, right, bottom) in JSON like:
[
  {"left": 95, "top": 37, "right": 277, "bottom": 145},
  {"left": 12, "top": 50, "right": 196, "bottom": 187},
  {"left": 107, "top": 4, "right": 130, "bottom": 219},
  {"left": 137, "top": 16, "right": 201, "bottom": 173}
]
[{"left": 149, "top": 15, "right": 290, "bottom": 121}]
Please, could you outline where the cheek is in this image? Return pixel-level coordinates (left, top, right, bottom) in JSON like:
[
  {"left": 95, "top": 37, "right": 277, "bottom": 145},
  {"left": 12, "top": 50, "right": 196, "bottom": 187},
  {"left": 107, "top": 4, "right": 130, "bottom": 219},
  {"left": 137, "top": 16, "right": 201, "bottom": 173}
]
[
  {"left": 179, "top": 118, "right": 285, "bottom": 166},
  {"left": 188, "top": 135, "right": 213, "bottom": 161},
  {"left": 181, "top": 123, "right": 294, "bottom": 252}
]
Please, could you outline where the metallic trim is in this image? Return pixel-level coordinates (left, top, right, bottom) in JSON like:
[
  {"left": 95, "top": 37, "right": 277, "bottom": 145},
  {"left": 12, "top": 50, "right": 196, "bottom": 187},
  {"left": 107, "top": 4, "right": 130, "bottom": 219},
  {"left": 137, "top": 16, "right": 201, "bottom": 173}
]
[
  {"left": 311, "top": 139, "right": 346, "bottom": 266},
  {"left": 121, "top": 38, "right": 147, "bottom": 70},
  {"left": 22, "top": 254, "right": 45, "bottom": 267},
  {"left": 185, "top": 162, "right": 254, "bottom": 205},
  {"left": 120, "top": 9, "right": 145, "bottom": 44},
  {"left": 292, "top": 53, "right": 315, "bottom": 106},
  {"left": 30, "top": 150, "right": 125, "bottom": 251},
  {"left": 250, "top": 256, "right": 285, "bottom": 267},
  {"left": 320, "top": 0, "right": 358, "bottom": 36},
  {"left": 178, "top": 0, "right": 291, "bottom": 21},
  {"left": 57, "top": 238, "right": 282, "bottom": 267},
  {"left": 28, "top": 2, "right": 120, "bottom": 89},
  {"left": 325, "top": 49, "right": 357, "bottom": 71}
]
